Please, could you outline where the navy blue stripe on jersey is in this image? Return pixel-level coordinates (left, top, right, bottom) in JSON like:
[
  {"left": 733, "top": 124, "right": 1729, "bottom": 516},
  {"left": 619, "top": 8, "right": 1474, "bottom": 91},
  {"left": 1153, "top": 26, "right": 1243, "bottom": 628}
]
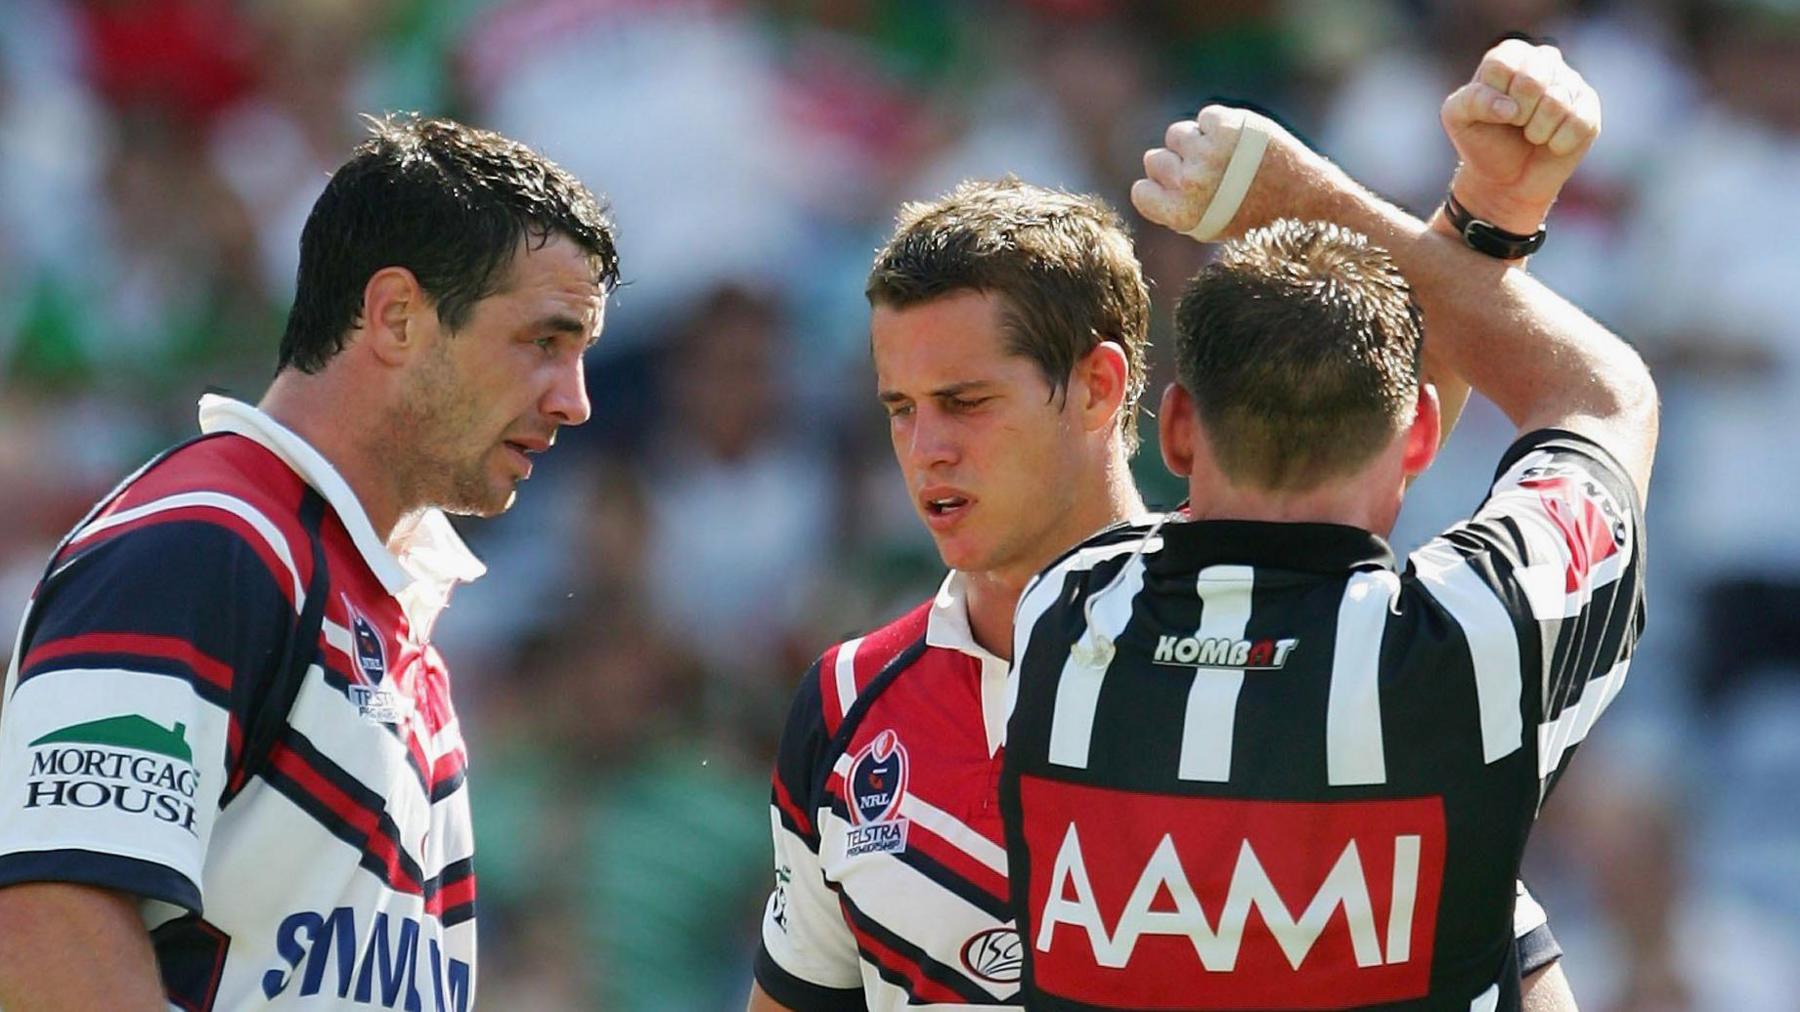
[
  {"left": 836, "top": 890, "right": 995, "bottom": 1004},
  {"left": 20, "top": 519, "right": 291, "bottom": 719},
  {"left": 753, "top": 942, "right": 866, "bottom": 1012},
  {"left": 772, "top": 660, "right": 831, "bottom": 848},
  {"left": 0, "top": 848, "right": 201, "bottom": 913},
  {"left": 153, "top": 914, "right": 231, "bottom": 1012},
  {"left": 314, "top": 659, "right": 435, "bottom": 798},
  {"left": 262, "top": 729, "right": 427, "bottom": 896},
  {"left": 425, "top": 856, "right": 477, "bottom": 928},
  {"left": 821, "top": 793, "right": 1011, "bottom": 921},
  {"left": 18, "top": 641, "right": 233, "bottom": 711}
]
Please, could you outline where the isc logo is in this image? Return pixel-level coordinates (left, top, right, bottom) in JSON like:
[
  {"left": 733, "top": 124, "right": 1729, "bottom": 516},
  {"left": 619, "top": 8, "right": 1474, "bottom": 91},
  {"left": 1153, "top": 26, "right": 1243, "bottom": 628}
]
[{"left": 1021, "top": 779, "right": 1446, "bottom": 1009}]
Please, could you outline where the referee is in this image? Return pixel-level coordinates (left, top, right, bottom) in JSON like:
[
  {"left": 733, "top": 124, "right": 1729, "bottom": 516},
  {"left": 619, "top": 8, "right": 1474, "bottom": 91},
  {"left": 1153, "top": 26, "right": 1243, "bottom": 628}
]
[{"left": 1001, "top": 44, "right": 1653, "bottom": 1012}]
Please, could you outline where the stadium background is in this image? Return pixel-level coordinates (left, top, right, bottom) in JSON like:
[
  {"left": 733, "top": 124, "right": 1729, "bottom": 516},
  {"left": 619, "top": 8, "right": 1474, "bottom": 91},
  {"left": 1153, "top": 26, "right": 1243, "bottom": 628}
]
[{"left": 1, "top": 0, "right": 1797, "bottom": 1008}]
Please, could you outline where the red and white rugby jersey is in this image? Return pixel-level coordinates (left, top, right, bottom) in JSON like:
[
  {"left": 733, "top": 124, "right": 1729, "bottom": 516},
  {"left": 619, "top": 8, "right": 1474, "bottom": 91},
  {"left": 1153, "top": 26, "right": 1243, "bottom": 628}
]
[
  {"left": 754, "top": 573, "right": 1567, "bottom": 1009},
  {"left": 0, "top": 395, "right": 484, "bottom": 1011},
  {"left": 757, "top": 573, "right": 1022, "bottom": 1009}
]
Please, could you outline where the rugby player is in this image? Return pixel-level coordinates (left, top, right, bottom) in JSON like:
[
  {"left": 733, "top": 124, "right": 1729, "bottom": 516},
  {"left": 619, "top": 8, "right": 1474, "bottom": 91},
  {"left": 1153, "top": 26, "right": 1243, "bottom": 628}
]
[
  {"left": 751, "top": 40, "right": 1595, "bottom": 1012},
  {"left": 0, "top": 115, "right": 616, "bottom": 1010},
  {"left": 1002, "top": 43, "right": 1643, "bottom": 1010}
]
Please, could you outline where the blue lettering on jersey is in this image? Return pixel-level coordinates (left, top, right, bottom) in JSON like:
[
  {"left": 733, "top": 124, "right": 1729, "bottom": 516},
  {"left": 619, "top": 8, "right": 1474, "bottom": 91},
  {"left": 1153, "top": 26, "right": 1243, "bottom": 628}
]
[{"left": 263, "top": 908, "right": 469, "bottom": 1012}]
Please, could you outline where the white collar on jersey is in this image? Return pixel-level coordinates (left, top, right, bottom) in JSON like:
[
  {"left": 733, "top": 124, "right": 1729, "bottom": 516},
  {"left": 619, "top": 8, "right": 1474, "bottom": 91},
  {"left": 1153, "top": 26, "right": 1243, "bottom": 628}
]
[
  {"left": 925, "top": 571, "right": 1010, "bottom": 756},
  {"left": 196, "top": 395, "right": 487, "bottom": 607}
]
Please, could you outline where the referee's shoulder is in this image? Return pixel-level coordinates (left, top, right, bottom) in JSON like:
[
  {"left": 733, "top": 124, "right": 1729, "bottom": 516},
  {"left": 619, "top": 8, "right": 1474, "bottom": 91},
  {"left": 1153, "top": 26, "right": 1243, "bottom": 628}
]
[{"left": 1032, "top": 514, "right": 1167, "bottom": 587}]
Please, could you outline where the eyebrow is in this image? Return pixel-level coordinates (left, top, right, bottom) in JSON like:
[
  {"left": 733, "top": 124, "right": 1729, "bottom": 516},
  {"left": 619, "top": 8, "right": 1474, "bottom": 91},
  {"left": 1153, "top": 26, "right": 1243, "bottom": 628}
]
[
  {"left": 878, "top": 380, "right": 995, "bottom": 404},
  {"left": 535, "top": 313, "right": 602, "bottom": 350}
]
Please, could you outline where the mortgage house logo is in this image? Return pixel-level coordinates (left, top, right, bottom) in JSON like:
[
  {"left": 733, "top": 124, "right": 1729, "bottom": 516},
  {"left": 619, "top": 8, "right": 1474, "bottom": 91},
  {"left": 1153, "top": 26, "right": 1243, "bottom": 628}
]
[{"left": 24, "top": 715, "right": 201, "bottom": 834}]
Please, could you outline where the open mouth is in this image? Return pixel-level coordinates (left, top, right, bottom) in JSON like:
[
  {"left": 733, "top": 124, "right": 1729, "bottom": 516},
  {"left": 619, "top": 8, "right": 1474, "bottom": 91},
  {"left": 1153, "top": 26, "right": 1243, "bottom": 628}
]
[{"left": 925, "top": 495, "right": 970, "bottom": 516}]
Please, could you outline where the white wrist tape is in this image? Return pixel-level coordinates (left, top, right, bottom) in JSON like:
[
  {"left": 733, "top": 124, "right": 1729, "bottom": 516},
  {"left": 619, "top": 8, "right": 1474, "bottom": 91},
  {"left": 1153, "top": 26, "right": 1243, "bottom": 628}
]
[{"left": 1184, "top": 116, "right": 1270, "bottom": 242}]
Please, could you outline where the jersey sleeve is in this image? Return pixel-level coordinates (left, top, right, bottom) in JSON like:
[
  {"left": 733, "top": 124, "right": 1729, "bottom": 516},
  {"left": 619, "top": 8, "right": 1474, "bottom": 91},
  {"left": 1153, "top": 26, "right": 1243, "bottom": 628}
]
[
  {"left": 755, "top": 660, "right": 864, "bottom": 1010},
  {"left": 1513, "top": 880, "right": 1563, "bottom": 976},
  {"left": 0, "top": 518, "right": 293, "bottom": 914},
  {"left": 1407, "top": 429, "right": 1646, "bottom": 795}
]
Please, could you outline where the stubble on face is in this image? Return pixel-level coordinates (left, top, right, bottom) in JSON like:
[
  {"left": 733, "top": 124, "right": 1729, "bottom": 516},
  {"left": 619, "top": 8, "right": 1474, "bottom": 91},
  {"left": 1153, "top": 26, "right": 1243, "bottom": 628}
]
[{"left": 381, "top": 336, "right": 516, "bottom": 518}]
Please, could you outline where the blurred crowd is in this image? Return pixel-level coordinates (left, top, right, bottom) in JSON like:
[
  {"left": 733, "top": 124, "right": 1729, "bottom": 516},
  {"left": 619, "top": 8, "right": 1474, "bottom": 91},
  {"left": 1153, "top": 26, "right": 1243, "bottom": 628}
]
[{"left": 2, "top": 0, "right": 1798, "bottom": 1008}]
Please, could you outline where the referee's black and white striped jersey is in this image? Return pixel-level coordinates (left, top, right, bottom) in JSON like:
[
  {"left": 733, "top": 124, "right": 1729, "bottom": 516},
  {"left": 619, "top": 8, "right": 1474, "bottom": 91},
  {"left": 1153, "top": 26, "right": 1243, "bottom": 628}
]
[{"left": 999, "top": 429, "right": 1645, "bottom": 1012}]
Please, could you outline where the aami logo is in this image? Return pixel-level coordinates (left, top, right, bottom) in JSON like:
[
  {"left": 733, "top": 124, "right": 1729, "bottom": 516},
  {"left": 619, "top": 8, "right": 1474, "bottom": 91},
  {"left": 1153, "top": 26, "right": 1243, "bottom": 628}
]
[
  {"left": 1153, "top": 635, "right": 1298, "bottom": 670},
  {"left": 960, "top": 927, "right": 1024, "bottom": 984},
  {"left": 1020, "top": 778, "right": 1446, "bottom": 1009},
  {"left": 262, "top": 908, "right": 470, "bottom": 1012},
  {"left": 843, "top": 729, "right": 909, "bottom": 857}
]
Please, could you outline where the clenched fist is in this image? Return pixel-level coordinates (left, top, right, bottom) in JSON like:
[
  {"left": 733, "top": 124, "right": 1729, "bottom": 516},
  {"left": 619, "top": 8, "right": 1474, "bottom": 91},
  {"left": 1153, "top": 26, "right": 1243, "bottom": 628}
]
[{"left": 1442, "top": 39, "right": 1601, "bottom": 234}]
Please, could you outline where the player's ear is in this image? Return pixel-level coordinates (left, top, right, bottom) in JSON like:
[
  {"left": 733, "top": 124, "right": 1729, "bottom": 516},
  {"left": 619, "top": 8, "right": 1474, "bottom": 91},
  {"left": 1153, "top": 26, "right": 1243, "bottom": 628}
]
[
  {"left": 1074, "top": 339, "right": 1130, "bottom": 434},
  {"left": 1158, "top": 382, "right": 1197, "bottom": 477},
  {"left": 359, "top": 267, "right": 428, "bottom": 367},
  {"left": 1401, "top": 383, "right": 1441, "bottom": 479}
]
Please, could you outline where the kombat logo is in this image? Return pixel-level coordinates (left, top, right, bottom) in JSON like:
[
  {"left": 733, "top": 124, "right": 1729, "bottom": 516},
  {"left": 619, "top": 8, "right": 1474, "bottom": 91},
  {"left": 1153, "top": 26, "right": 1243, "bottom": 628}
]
[
  {"left": 961, "top": 927, "right": 1024, "bottom": 984},
  {"left": 1153, "top": 634, "right": 1298, "bottom": 671},
  {"left": 844, "top": 729, "right": 909, "bottom": 858},
  {"left": 263, "top": 908, "right": 470, "bottom": 1012},
  {"left": 24, "top": 715, "right": 200, "bottom": 835}
]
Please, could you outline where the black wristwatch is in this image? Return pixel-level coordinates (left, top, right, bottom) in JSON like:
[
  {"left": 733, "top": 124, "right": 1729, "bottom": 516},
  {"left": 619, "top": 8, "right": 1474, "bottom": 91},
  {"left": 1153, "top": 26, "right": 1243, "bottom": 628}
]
[{"left": 1443, "top": 190, "right": 1546, "bottom": 260}]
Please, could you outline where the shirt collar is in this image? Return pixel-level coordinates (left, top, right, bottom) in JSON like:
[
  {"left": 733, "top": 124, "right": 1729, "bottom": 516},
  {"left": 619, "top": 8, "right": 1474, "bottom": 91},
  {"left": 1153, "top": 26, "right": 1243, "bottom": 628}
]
[
  {"left": 197, "top": 394, "right": 487, "bottom": 599},
  {"left": 925, "top": 570, "right": 1009, "bottom": 756},
  {"left": 1154, "top": 518, "right": 1396, "bottom": 575}
]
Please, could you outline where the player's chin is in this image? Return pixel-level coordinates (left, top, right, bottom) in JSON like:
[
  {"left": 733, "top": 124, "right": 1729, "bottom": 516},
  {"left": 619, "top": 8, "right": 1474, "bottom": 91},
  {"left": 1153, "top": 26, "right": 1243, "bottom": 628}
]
[{"left": 928, "top": 530, "right": 997, "bottom": 574}]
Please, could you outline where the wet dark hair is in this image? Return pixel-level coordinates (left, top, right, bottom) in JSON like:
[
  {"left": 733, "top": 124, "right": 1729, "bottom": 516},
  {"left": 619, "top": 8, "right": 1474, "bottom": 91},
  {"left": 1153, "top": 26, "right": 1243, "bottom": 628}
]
[{"left": 278, "top": 113, "right": 619, "bottom": 373}]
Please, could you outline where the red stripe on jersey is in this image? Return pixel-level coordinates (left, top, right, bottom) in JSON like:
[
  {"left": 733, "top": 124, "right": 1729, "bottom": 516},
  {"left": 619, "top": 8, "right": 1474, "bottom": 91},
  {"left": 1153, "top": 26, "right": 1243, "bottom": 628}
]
[
  {"left": 772, "top": 769, "right": 814, "bottom": 839},
  {"left": 114, "top": 434, "right": 307, "bottom": 525},
  {"left": 430, "top": 750, "right": 466, "bottom": 791},
  {"left": 843, "top": 914, "right": 968, "bottom": 1004},
  {"left": 817, "top": 602, "right": 931, "bottom": 737},
  {"left": 427, "top": 874, "right": 477, "bottom": 918},
  {"left": 856, "top": 602, "right": 929, "bottom": 682},
  {"left": 269, "top": 741, "right": 422, "bottom": 895},
  {"left": 24, "top": 632, "right": 235, "bottom": 692}
]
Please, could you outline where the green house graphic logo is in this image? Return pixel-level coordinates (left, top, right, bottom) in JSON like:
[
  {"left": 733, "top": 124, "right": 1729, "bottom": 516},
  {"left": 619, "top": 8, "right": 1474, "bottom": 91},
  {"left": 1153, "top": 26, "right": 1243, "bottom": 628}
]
[{"left": 31, "top": 715, "right": 193, "bottom": 764}]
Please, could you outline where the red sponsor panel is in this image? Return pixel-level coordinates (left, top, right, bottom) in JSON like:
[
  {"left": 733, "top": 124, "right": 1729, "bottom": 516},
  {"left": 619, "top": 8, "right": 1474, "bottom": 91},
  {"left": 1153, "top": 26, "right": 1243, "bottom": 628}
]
[
  {"left": 1020, "top": 777, "right": 1446, "bottom": 1010},
  {"left": 1519, "top": 474, "right": 1623, "bottom": 592}
]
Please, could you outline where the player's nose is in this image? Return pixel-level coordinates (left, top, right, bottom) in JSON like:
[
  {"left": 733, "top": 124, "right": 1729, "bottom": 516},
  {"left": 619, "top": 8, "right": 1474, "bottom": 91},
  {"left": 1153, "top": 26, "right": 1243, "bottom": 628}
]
[
  {"left": 905, "top": 408, "right": 959, "bottom": 469},
  {"left": 545, "top": 355, "right": 592, "bottom": 427}
]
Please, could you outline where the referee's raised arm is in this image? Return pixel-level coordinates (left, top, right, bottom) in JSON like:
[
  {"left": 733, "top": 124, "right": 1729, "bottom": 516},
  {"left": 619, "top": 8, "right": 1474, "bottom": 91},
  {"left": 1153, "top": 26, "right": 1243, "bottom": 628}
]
[{"left": 1132, "top": 41, "right": 1657, "bottom": 502}]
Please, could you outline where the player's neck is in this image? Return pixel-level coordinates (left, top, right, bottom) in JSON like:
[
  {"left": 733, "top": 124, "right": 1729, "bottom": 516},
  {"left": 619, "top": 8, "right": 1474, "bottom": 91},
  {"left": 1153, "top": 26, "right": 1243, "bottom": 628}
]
[
  {"left": 258, "top": 371, "right": 407, "bottom": 543},
  {"left": 1184, "top": 472, "right": 1396, "bottom": 533},
  {"left": 964, "top": 451, "right": 1145, "bottom": 660}
]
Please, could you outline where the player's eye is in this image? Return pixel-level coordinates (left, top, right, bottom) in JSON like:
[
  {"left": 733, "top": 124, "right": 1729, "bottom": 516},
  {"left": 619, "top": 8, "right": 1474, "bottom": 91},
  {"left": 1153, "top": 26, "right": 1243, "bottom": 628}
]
[
  {"left": 946, "top": 396, "right": 991, "bottom": 412},
  {"left": 884, "top": 402, "right": 914, "bottom": 420}
]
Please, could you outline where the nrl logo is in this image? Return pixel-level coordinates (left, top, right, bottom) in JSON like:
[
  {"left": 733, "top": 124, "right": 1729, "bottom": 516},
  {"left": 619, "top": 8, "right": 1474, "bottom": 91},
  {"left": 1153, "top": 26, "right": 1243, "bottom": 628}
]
[{"left": 844, "top": 729, "right": 909, "bottom": 857}]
